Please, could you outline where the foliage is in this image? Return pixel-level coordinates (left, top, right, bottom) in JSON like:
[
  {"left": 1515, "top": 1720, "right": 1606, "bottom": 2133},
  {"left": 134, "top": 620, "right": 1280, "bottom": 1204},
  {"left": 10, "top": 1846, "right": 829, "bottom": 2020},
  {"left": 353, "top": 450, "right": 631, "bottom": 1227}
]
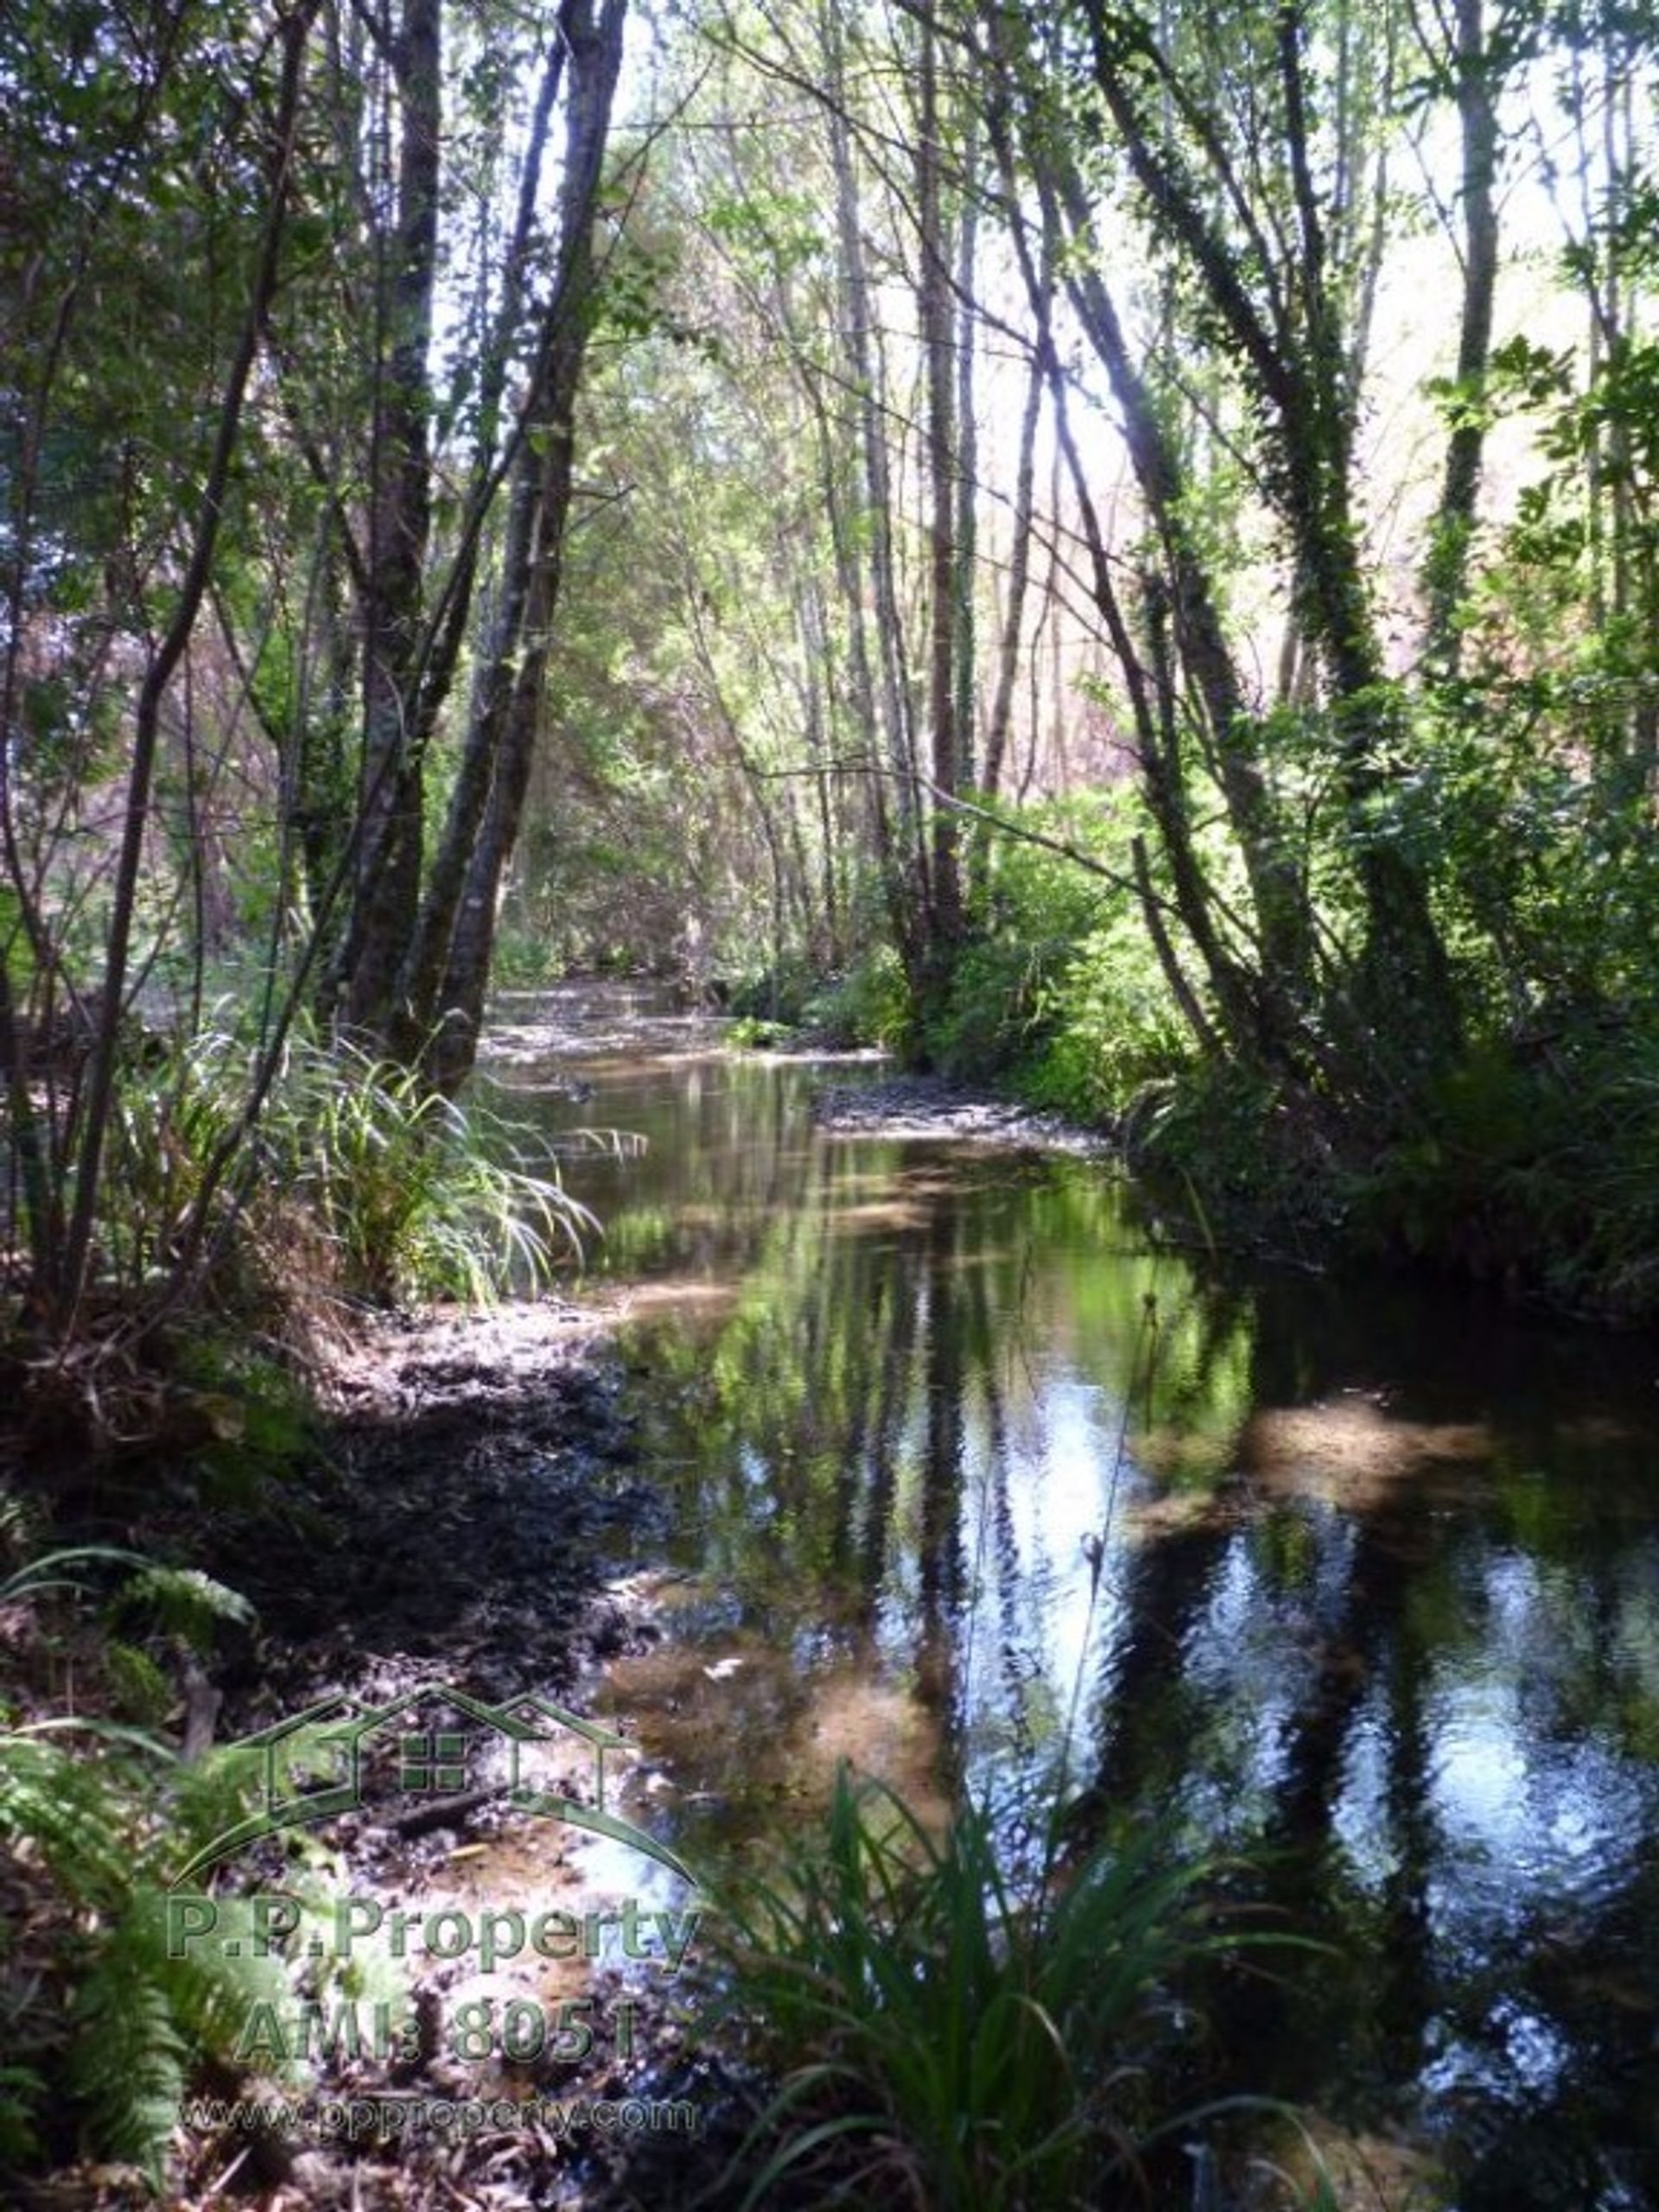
[
  {"left": 0, "top": 0, "right": 629, "bottom": 1344},
  {"left": 0, "top": 1547, "right": 288, "bottom": 2179},
  {"left": 2, "top": 0, "right": 1657, "bottom": 1341},
  {"left": 1018, "top": 900, "right": 1192, "bottom": 1126},
  {"left": 93, "top": 1026, "right": 593, "bottom": 1320},
  {"left": 1351, "top": 1016, "right": 1659, "bottom": 1318},
  {"left": 0, "top": 1726, "right": 299, "bottom": 2177},
  {"left": 916, "top": 798, "right": 1186, "bottom": 1120},
  {"left": 270, "top": 1039, "right": 595, "bottom": 1306},
  {"left": 1121, "top": 1063, "right": 1351, "bottom": 1268},
  {"left": 728, "top": 1015, "right": 798, "bottom": 1051},
  {"left": 798, "top": 947, "right": 916, "bottom": 1051},
  {"left": 704, "top": 1765, "right": 1250, "bottom": 2211}
]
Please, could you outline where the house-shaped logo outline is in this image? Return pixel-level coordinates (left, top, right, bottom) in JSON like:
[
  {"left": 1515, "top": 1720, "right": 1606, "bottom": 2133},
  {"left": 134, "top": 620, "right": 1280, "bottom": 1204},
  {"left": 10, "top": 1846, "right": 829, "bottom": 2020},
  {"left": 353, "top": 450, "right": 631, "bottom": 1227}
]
[
  {"left": 495, "top": 1692, "right": 694, "bottom": 1884},
  {"left": 170, "top": 1682, "right": 693, "bottom": 1889}
]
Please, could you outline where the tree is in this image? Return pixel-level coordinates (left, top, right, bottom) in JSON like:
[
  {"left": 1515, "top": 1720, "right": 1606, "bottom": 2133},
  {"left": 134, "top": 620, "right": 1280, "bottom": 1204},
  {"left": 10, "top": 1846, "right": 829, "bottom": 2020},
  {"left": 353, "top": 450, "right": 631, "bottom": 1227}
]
[{"left": 1, "top": 0, "right": 630, "bottom": 1344}]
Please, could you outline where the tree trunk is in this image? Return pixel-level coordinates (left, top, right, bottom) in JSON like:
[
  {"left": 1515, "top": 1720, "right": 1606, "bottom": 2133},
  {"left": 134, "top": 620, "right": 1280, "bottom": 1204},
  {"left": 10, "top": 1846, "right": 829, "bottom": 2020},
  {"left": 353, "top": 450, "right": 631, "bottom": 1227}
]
[
  {"left": 917, "top": 3, "right": 964, "bottom": 964},
  {"left": 414, "top": 0, "right": 626, "bottom": 1089},
  {"left": 58, "top": 3, "right": 316, "bottom": 1323},
  {"left": 343, "top": 0, "right": 442, "bottom": 1039},
  {"left": 823, "top": 2, "right": 927, "bottom": 978},
  {"left": 983, "top": 336, "right": 1044, "bottom": 801}
]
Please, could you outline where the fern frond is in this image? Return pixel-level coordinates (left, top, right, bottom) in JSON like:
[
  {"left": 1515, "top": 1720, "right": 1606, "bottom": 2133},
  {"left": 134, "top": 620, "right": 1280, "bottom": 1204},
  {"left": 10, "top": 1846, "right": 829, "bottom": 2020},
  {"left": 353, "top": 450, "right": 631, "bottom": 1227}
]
[
  {"left": 0, "top": 1736, "right": 147, "bottom": 1910},
  {"left": 0, "top": 1542, "right": 154, "bottom": 1602},
  {"left": 163, "top": 1743, "right": 267, "bottom": 1866},
  {"left": 125, "top": 1890, "right": 305, "bottom": 2088},
  {"left": 111, "top": 1565, "right": 256, "bottom": 1650},
  {"left": 70, "top": 1920, "right": 190, "bottom": 2179},
  {"left": 105, "top": 1642, "right": 175, "bottom": 1726}
]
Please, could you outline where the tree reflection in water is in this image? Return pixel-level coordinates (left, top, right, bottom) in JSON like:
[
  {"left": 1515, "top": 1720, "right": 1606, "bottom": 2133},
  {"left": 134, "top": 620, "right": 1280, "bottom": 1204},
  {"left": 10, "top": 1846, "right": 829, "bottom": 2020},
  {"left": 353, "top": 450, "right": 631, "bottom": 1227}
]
[{"left": 510, "top": 1013, "right": 1659, "bottom": 2209}]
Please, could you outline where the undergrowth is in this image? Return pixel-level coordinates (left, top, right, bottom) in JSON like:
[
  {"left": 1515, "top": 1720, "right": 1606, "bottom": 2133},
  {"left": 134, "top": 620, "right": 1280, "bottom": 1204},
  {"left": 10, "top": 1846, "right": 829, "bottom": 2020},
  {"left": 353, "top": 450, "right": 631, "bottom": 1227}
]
[
  {"left": 703, "top": 1767, "right": 1262, "bottom": 2211},
  {"left": 0, "top": 1548, "right": 292, "bottom": 2179},
  {"left": 4, "top": 1025, "right": 598, "bottom": 1452},
  {"left": 1112, "top": 1014, "right": 1659, "bottom": 1318},
  {"left": 105, "top": 1027, "right": 594, "bottom": 1317}
]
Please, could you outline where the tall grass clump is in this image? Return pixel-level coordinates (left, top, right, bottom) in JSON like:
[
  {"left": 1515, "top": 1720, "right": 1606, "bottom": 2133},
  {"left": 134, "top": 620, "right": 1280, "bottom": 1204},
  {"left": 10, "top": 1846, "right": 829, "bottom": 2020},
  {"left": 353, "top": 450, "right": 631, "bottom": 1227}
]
[
  {"left": 706, "top": 1769, "right": 1243, "bottom": 2211},
  {"left": 271, "top": 1039, "right": 595, "bottom": 1306},
  {"left": 99, "top": 1025, "right": 594, "bottom": 1322}
]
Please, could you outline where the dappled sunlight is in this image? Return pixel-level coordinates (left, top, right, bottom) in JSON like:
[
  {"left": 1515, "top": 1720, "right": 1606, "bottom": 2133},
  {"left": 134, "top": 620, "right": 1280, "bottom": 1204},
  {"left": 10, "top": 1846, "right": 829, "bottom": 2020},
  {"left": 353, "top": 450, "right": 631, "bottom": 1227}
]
[
  {"left": 596, "top": 1278, "right": 744, "bottom": 1325},
  {"left": 818, "top": 1197, "right": 936, "bottom": 1233},
  {"left": 601, "top": 1629, "right": 944, "bottom": 1843}
]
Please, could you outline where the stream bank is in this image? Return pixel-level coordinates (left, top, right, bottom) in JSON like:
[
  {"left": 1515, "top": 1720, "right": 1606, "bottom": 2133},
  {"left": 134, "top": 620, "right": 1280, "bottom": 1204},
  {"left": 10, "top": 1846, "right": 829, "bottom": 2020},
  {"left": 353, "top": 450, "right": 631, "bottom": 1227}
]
[
  {"left": 15, "top": 982, "right": 1659, "bottom": 2210},
  {"left": 10, "top": 1020, "right": 1103, "bottom": 2212},
  {"left": 10, "top": 1298, "right": 757, "bottom": 2212}
]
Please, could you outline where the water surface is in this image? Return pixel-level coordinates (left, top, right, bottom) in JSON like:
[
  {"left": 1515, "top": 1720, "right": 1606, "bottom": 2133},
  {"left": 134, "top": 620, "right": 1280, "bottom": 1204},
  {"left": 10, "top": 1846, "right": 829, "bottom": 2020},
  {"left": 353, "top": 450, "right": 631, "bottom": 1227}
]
[{"left": 488, "top": 984, "right": 1659, "bottom": 2209}]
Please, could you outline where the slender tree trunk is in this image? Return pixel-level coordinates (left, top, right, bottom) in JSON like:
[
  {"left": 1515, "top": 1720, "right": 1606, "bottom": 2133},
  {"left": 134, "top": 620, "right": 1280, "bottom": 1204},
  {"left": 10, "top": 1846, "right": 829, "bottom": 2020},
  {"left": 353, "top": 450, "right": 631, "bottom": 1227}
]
[
  {"left": 344, "top": 0, "right": 442, "bottom": 1039},
  {"left": 918, "top": 3, "right": 964, "bottom": 963},
  {"left": 57, "top": 3, "right": 316, "bottom": 1325},
  {"left": 415, "top": 0, "right": 626, "bottom": 1088},
  {"left": 983, "top": 339, "right": 1044, "bottom": 800},
  {"left": 952, "top": 106, "right": 981, "bottom": 799},
  {"left": 823, "top": 3, "right": 927, "bottom": 976}
]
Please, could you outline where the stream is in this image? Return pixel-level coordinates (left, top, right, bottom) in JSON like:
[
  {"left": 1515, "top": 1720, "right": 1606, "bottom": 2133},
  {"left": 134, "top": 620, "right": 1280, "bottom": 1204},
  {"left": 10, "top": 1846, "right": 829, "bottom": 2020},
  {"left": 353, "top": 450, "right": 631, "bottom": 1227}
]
[{"left": 485, "top": 982, "right": 1659, "bottom": 2210}]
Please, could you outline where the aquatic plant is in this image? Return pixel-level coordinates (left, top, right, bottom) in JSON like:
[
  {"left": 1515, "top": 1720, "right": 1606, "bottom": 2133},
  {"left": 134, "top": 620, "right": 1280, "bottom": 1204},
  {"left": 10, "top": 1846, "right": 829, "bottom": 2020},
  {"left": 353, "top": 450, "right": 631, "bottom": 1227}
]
[{"left": 702, "top": 1763, "right": 1269, "bottom": 2211}]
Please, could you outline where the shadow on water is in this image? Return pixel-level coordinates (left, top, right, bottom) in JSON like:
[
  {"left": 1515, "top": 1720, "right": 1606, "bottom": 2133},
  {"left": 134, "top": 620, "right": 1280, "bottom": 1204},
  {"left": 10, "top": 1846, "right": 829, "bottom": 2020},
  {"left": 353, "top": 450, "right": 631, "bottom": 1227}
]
[{"left": 487, "top": 984, "right": 1659, "bottom": 2210}]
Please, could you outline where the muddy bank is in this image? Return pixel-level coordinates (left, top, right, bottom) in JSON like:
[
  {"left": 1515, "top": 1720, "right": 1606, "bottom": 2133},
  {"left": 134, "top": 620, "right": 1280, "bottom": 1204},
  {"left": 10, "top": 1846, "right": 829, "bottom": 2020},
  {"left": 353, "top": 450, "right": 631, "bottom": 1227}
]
[
  {"left": 191, "top": 1301, "right": 658, "bottom": 1712},
  {"left": 16, "top": 1300, "right": 753, "bottom": 2212},
  {"left": 811, "top": 1071, "right": 1111, "bottom": 1155}
]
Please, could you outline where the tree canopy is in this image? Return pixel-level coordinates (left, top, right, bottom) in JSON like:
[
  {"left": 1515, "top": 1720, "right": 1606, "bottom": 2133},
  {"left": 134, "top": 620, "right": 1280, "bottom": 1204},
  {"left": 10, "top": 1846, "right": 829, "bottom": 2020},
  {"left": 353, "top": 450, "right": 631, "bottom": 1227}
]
[{"left": 5, "top": 0, "right": 1659, "bottom": 1341}]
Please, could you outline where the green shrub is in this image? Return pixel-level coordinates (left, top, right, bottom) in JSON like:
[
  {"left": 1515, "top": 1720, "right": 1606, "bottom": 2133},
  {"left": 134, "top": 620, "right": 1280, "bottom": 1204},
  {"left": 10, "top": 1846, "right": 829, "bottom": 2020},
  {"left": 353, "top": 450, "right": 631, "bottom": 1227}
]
[
  {"left": 1352, "top": 1014, "right": 1659, "bottom": 1317},
  {"left": 914, "top": 794, "right": 1185, "bottom": 1116},
  {"left": 798, "top": 944, "right": 914, "bottom": 1050},
  {"left": 489, "top": 921, "right": 569, "bottom": 989},
  {"left": 728, "top": 1014, "right": 798, "bottom": 1051},
  {"left": 1020, "top": 903, "right": 1192, "bottom": 1123},
  {"left": 923, "top": 928, "right": 1055, "bottom": 1080},
  {"left": 1122, "top": 1060, "right": 1348, "bottom": 1264}
]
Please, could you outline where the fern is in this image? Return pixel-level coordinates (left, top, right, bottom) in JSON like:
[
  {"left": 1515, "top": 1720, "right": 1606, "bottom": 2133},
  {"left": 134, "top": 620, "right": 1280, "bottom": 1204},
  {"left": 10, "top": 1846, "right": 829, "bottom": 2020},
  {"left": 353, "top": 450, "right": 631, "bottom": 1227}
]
[
  {"left": 105, "top": 1642, "right": 175, "bottom": 1726},
  {"left": 110, "top": 1563, "right": 256, "bottom": 1651},
  {"left": 0, "top": 1722, "right": 306, "bottom": 2179},
  {"left": 2, "top": 1546, "right": 254, "bottom": 1654},
  {"left": 0, "top": 1732, "right": 147, "bottom": 1910},
  {"left": 70, "top": 1888, "right": 301, "bottom": 2177},
  {"left": 71, "top": 1928, "right": 192, "bottom": 2176}
]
